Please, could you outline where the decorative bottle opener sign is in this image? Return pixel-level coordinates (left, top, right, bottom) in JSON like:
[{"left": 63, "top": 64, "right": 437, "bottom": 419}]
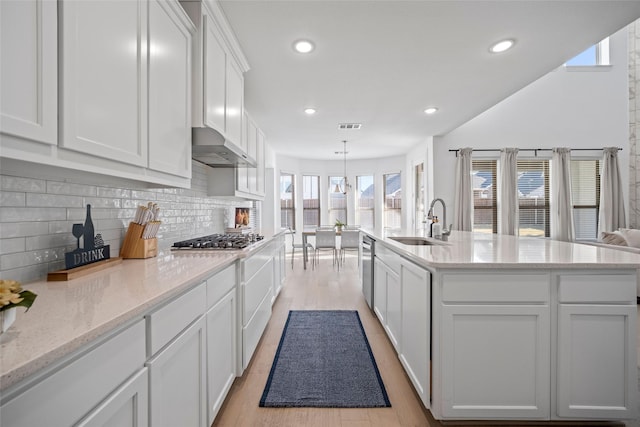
[{"left": 64, "top": 204, "right": 111, "bottom": 269}]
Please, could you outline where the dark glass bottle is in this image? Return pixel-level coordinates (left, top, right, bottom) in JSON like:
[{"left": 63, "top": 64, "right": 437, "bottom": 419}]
[{"left": 83, "top": 204, "right": 95, "bottom": 249}]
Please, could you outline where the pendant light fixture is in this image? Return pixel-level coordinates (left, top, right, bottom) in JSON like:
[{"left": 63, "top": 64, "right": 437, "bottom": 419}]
[{"left": 334, "top": 140, "right": 351, "bottom": 194}]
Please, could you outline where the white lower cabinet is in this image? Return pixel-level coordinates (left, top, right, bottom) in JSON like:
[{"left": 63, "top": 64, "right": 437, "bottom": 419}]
[
  {"left": 441, "top": 304, "right": 550, "bottom": 419},
  {"left": 373, "top": 258, "right": 388, "bottom": 325},
  {"left": 373, "top": 244, "right": 431, "bottom": 409},
  {"left": 385, "top": 264, "right": 402, "bottom": 351},
  {"left": 272, "top": 234, "right": 286, "bottom": 303},
  {"left": 206, "top": 289, "right": 237, "bottom": 425},
  {"left": 76, "top": 368, "right": 149, "bottom": 427},
  {"left": 439, "top": 272, "right": 550, "bottom": 419},
  {"left": 0, "top": 320, "right": 146, "bottom": 427},
  {"left": 399, "top": 260, "right": 430, "bottom": 408},
  {"left": 555, "top": 273, "right": 638, "bottom": 420},
  {"left": 147, "top": 316, "right": 207, "bottom": 427}
]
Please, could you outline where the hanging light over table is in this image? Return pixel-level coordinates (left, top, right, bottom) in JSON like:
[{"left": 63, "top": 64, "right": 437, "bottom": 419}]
[{"left": 334, "top": 140, "right": 351, "bottom": 194}]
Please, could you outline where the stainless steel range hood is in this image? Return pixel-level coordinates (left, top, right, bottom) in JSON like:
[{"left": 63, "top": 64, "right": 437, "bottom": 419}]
[{"left": 192, "top": 127, "right": 256, "bottom": 168}]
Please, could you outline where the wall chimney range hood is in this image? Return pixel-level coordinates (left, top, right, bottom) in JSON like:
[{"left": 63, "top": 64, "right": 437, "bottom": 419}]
[{"left": 192, "top": 127, "right": 256, "bottom": 168}]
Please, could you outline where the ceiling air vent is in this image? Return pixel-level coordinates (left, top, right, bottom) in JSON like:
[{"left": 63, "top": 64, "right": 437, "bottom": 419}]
[{"left": 338, "top": 123, "right": 362, "bottom": 130}]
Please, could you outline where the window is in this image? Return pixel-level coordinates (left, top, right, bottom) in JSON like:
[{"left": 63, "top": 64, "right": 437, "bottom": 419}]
[
  {"left": 571, "top": 160, "right": 600, "bottom": 240},
  {"left": 472, "top": 160, "right": 497, "bottom": 234},
  {"left": 356, "top": 175, "right": 374, "bottom": 228},
  {"left": 302, "top": 175, "right": 320, "bottom": 227},
  {"left": 328, "top": 176, "right": 346, "bottom": 225},
  {"left": 518, "top": 159, "right": 549, "bottom": 237},
  {"left": 565, "top": 38, "right": 610, "bottom": 66},
  {"left": 280, "top": 173, "right": 295, "bottom": 229},
  {"left": 383, "top": 173, "right": 401, "bottom": 228}
]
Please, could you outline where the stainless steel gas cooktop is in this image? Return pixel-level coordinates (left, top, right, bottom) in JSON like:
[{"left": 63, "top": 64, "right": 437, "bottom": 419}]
[{"left": 171, "top": 233, "right": 263, "bottom": 250}]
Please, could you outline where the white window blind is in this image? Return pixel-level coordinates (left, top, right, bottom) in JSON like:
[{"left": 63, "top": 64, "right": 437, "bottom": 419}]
[
  {"left": 571, "top": 160, "right": 600, "bottom": 240},
  {"left": 471, "top": 159, "right": 497, "bottom": 233}
]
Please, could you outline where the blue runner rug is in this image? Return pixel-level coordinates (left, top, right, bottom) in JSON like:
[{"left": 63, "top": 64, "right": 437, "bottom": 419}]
[{"left": 259, "top": 310, "right": 391, "bottom": 408}]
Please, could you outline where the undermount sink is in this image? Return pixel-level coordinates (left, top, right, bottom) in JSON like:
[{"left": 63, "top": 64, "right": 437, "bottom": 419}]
[{"left": 389, "top": 236, "right": 442, "bottom": 246}]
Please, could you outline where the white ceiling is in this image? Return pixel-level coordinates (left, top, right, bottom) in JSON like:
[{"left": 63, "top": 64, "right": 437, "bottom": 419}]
[{"left": 218, "top": 1, "right": 640, "bottom": 160}]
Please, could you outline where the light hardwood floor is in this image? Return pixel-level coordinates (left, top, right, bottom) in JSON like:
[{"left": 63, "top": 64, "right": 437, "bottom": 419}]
[{"left": 213, "top": 252, "right": 640, "bottom": 427}]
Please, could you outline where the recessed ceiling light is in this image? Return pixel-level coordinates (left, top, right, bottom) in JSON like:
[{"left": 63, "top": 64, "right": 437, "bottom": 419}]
[
  {"left": 304, "top": 108, "right": 316, "bottom": 115},
  {"left": 424, "top": 107, "right": 438, "bottom": 115},
  {"left": 293, "top": 40, "right": 315, "bottom": 54},
  {"left": 489, "top": 39, "right": 515, "bottom": 53}
]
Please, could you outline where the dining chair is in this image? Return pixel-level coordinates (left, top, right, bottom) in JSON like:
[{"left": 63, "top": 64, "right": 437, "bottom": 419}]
[
  {"left": 339, "top": 229, "right": 360, "bottom": 266},
  {"left": 314, "top": 228, "right": 339, "bottom": 270},
  {"left": 286, "top": 227, "right": 314, "bottom": 269}
]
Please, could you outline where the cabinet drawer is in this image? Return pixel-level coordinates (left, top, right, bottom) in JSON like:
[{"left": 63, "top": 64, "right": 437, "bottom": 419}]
[
  {"left": 375, "top": 244, "right": 401, "bottom": 274},
  {"left": 147, "top": 283, "right": 207, "bottom": 356},
  {"left": 206, "top": 263, "right": 236, "bottom": 308},
  {"left": 243, "top": 257, "right": 274, "bottom": 325},
  {"left": 243, "top": 290, "right": 272, "bottom": 370},
  {"left": 243, "top": 245, "right": 272, "bottom": 282},
  {"left": 442, "top": 273, "right": 550, "bottom": 303},
  {"left": 558, "top": 273, "right": 636, "bottom": 304},
  {"left": 1, "top": 320, "right": 146, "bottom": 427}
]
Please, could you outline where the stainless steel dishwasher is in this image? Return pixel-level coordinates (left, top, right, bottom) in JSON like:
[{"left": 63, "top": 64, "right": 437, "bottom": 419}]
[{"left": 361, "top": 234, "right": 374, "bottom": 310}]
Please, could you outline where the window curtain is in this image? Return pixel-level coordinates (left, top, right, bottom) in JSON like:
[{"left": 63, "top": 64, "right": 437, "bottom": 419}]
[
  {"left": 598, "top": 147, "right": 626, "bottom": 234},
  {"left": 550, "top": 147, "right": 575, "bottom": 242},
  {"left": 499, "top": 148, "right": 519, "bottom": 235},
  {"left": 453, "top": 148, "right": 473, "bottom": 231}
]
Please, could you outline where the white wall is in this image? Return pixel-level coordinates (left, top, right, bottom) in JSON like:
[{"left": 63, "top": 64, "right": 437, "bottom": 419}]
[{"left": 432, "top": 27, "right": 630, "bottom": 220}]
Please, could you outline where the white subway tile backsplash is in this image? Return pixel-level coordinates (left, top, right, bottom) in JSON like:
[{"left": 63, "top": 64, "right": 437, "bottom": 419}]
[
  {"left": 26, "top": 193, "right": 84, "bottom": 208},
  {"left": 96, "top": 187, "right": 131, "bottom": 198},
  {"left": 0, "top": 207, "right": 67, "bottom": 222},
  {"left": 0, "top": 222, "right": 50, "bottom": 238},
  {"left": 46, "top": 181, "right": 97, "bottom": 197},
  {"left": 0, "top": 192, "right": 26, "bottom": 207},
  {"left": 0, "top": 238, "right": 26, "bottom": 255},
  {"left": 1, "top": 176, "right": 46, "bottom": 193},
  {"left": 0, "top": 161, "right": 240, "bottom": 282}
]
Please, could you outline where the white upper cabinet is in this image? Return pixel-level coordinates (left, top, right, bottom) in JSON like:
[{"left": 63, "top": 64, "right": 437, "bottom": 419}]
[
  {"left": 182, "top": 0, "right": 249, "bottom": 149},
  {"left": 148, "top": 0, "right": 194, "bottom": 178},
  {"left": 202, "top": 14, "right": 226, "bottom": 133},
  {"left": 225, "top": 58, "right": 244, "bottom": 147},
  {"left": 0, "top": 0, "right": 57, "bottom": 145},
  {"left": 60, "top": 0, "right": 148, "bottom": 166}
]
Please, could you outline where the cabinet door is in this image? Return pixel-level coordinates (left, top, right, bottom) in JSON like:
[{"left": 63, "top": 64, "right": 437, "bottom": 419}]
[
  {"left": 373, "top": 258, "right": 387, "bottom": 325},
  {"left": 206, "top": 290, "right": 236, "bottom": 425},
  {"left": 147, "top": 316, "right": 207, "bottom": 427},
  {"left": 400, "top": 261, "right": 430, "bottom": 408},
  {"left": 245, "top": 116, "right": 258, "bottom": 193},
  {"left": 441, "top": 304, "right": 550, "bottom": 419},
  {"left": 385, "top": 262, "right": 401, "bottom": 352},
  {"left": 76, "top": 368, "right": 149, "bottom": 427},
  {"left": 202, "top": 14, "right": 226, "bottom": 133},
  {"left": 256, "top": 130, "right": 266, "bottom": 196},
  {"left": 557, "top": 304, "right": 637, "bottom": 419},
  {"left": 60, "top": 0, "right": 147, "bottom": 166},
  {"left": 148, "top": 0, "right": 192, "bottom": 178},
  {"left": 225, "top": 58, "right": 244, "bottom": 147},
  {"left": 0, "top": 0, "right": 57, "bottom": 145}
]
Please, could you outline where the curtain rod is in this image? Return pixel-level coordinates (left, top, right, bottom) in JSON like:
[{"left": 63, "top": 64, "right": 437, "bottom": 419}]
[{"left": 448, "top": 147, "right": 622, "bottom": 157}]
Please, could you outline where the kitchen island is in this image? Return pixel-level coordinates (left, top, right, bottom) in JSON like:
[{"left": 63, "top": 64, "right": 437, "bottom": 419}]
[{"left": 363, "top": 228, "right": 639, "bottom": 422}]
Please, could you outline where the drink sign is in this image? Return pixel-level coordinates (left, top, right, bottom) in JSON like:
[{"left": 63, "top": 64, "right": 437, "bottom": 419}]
[{"left": 64, "top": 204, "right": 111, "bottom": 269}]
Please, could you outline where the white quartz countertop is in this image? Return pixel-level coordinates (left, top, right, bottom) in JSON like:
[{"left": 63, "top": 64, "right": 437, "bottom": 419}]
[
  {"left": 364, "top": 228, "right": 640, "bottom": 269},
  {"left": 0, "top": 232, "right": 283, "bottom": 393}
]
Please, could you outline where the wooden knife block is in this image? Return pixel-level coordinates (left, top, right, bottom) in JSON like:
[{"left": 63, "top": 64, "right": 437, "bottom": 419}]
[{"left": 120, "top": 222, "right": 158, "bottom": 259}]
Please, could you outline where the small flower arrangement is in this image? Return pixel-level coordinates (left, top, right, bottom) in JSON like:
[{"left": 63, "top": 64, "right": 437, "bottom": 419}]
[
  {"left": 335, "top": 220, "right": 346, "bottom": 227},
  {"left": 0, "top": 280, "right": 37, "bottom": 312}
]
